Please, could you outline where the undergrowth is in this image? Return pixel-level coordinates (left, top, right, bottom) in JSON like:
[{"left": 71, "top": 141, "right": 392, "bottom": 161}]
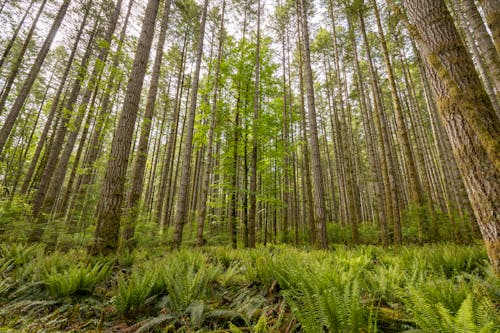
[{"left": 0, "top": 242, "right": 497, "bottom": 332}]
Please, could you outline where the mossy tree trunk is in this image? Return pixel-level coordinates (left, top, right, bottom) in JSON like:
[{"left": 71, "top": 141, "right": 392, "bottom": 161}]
[{"left": 404, "top": 0, "right": 500, "bottom": 274}]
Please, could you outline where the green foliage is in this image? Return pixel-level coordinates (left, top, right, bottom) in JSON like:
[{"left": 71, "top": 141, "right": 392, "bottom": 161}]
[
  {"left": 0, "top": 243, "right": 41, "bottom": 267},
  {"left": 402, "top": 205, "right": 475, "bottom": 244},
  {"left": 43, "top": 261, "right": 111, "bottom": 297},
  {"left": 160, "top": 250, "right": 222, "bottom": 312},
  {"left": 0, "top": 197, "right": 31, "bottom": 242},
  {"left": 0, "top": 257, "right": 13, "bottom": 297},
  {"left": 253, "top": 247, "right": 370, "bottom": 332},
  {"left": 0, "top": 243, "right": 495, "bottom": 331},
  {"left": 114, "top": 268, "right": 161, "bottom": 318},
  {"left": 403, "top": 288, "right": 498, "bottom": 332}
]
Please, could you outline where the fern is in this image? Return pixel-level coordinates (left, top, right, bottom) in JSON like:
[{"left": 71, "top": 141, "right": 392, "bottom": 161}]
[
  {"left": 114, "top": 268, "right": 160, "bottom": 317},
  {"left": 43, "top": 261, "right": 111, "bottom": 297},
  {"left": 160, "top": 256, "right": 221, "bottom": 312},
  {"left": 253, "top": 312, "right": 269, "bottom": 333},
  {"left": 403, "top": 286, "right": 499, "bottom": 332},
  {"left": 0, "top": 243, "right": 41, "bottom": 267},
  {"left": 229, "top": 288, "right": 266, "bottom": 322},
  {"left": 260, "top": 250, "right": 369, "bottom": 332},
  {"left": 135, "top": 313, "right": 178, "bottom": 333}
]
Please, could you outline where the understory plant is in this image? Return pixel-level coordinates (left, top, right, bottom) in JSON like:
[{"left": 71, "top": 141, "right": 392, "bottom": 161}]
[{"left": 0, "top": 242, "right": 497, "bottom": 332}]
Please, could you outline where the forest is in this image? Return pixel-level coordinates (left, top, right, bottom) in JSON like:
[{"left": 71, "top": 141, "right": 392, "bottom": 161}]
[{"left": 0, "top": 0, "right": 499, "bottom": 331}]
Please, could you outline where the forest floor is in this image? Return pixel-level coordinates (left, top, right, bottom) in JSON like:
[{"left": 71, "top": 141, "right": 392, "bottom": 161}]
[{"left": 0, "top": 242, "right": 498, "bottom": 332}]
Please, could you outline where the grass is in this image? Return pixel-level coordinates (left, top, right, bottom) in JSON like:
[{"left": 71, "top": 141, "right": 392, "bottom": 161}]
[{"left": 0, "top": 242, "right": 498, "bottom": 332}]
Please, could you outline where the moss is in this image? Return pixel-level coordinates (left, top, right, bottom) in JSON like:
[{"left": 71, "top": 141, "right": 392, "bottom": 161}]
[
  {"left": 426, "top": 52, "right": 500, "bottom": 172},
  {"left": 484, "top": 239, "right": 500, "bottom": 277}
]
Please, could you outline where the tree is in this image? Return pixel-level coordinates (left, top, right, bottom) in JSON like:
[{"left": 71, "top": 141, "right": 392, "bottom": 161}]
[
  {"left": 122, "top": 0, "right": 171, "bottom": 243},
  {"left": 71, "top": 0, "right": 134, "bottom": 212},
  {"left": 0, "top": 0, "right": 48, "bottom": 116},
  {"left": 92, "top": 0, "right": 160, "bottom": 255},
  {"left": 458, "top": 0, "right": 500, "bottom": 94},
  {"left": 29, "top": 10, "right": 97, "bottom": 243},
  {"left": 0, "top": 0, "right": 36, "bottom": 70},
  {"left": 297, "top": 0, "right": 327, "bottom": 247},
  {"left": 370, "top": 0, "right": 428, "bottom": 242},
  {"left": 478, "top": 0, "right": 500, "bottom": 55},
  {"left": 196, "top": 0, "right": 226, "bottom": 246},
  {"left": 172, "top": 0, "right": 209, "bottom": 248},
  {"left": 358, "top": 7, "right": 403, "bottom": 245},
  {"left": 248, "top": 0, "right": 261, "bottom": 248},
  {"left": 403, "top": 0, "right": 500, "bottom": 274},
  {"left": 0, "top": 0, "right": 70, "bottom": 154}
]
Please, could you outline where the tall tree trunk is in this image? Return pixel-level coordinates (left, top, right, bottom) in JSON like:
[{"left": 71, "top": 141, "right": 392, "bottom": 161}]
[
  {"left": 229, "top": 108, "right": 240, "bottom": 249},
  {"left": 479, "top": 0, "right": 500, "bottom": 55},
  {"left": 298, "top": 0, "right": 327, "bottom": 248},
  {"left": 248, "top": 0, "right": 261, "bottom": 248},
  {"left": 92, "top": 0, "right": 160, "bottom": 255},
  {"left": 280, "top": 18, "right": 291, "bottom": 244},
  {"left": 297, "top": 27, "right": 316, "bottom": 244},
  {"left": 9, "top": 71, "right": 54, "bottom": 197},
  {"left": 371, "top": 0, "right": 428, "bottom": 241},
  {"left": 57, "top": 89, "right": 96, "bottom": 216},
  {"left": 48, "top": 0, "right": 124, "bottom": 219},
  {"left": 349, "top": 18, "right": 388, "bottom": 243},
  {"left": 172, "top": 0, "right": 209, "bottom": 247},
  {"left": 156, "top": 36, "right": 187, "bottom": 230},
  {"left": 403, "top": 0, "right": 500, "bottom": 274},
  {"left": 28, "top": 17, "right": 96, "bottom": 241},
  {"left": 20, "top": 49, "right": 78, "bottom": 195},
  {"left": 358, "top": 12, "right": 403, "bottom": 245},
  {"left": 196, "top": 0, "right": 226, "bottom": 246},
  {"left": 459, "top": 0, "right": 500, "bottom": 94},
  {"left": 73, "top": 0, "right": 133, "bottom": 207},
  {"left": 122, "top": 0, "right": 171, "bottom": 243},
  {"left": 450, "top": 1, "right": 500, "bottom": 116},
  {"left": 28, "top": 26, "right": 96, "bottom": 245}
]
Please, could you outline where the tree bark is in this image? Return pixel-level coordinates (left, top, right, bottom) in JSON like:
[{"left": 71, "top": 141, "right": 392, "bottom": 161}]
[
  {"left": 71, "top": 0, "right": 133, "bottom": 215},
  {"left": 29, "top": 7, "right": 93, "bottom": 218},
  {"left": 298, "top": 0, "right": 327, "bottom": 248},
  {"left": 404, "top": 0, "right": 500, "bottom": 274},
  {"left": 156, "top": 37, "right": 187, "bottom": 230},
  {"left": 248, "top": 0, "right": 261, "bottom": 248},
  {"left": 371, "top": 0, "right": 428, "bottom": 241},
  {"left": 459, "top": 0, "right": 500, "bottom": 94},
  {"left": 358, "top": 11, "right": 403, "bottom": 245},
  {"left": 172, "top": 0, "right": 209, "bottom": 248},
  {"left": 196, "top": 0, "right": 226, "bottom": 247},
  {"left": 48, "top": 0, "right": 124, "bottom": 218},
  {"left": 92, "top": 0, "right": 160, "bottom": 255},
  {"left": 122, "top": 0, "right": 171, "bottom": 243},
  {"left": 479, "top": 0, "right": 500, "bottom": 56}
]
